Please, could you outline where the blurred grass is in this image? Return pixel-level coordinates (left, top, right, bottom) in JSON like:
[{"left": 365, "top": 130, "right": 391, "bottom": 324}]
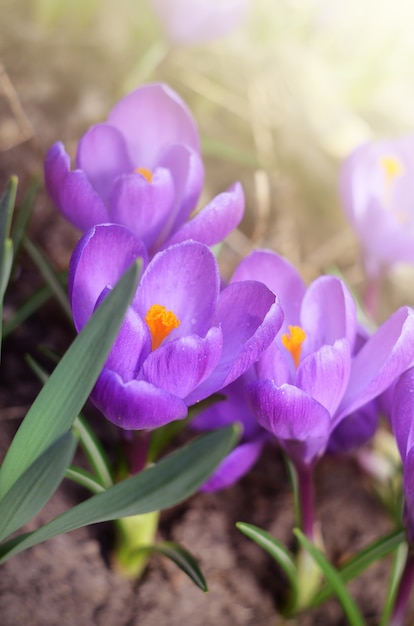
[{"left": 2, "top": 0, "right": 414, "bottom": 313}]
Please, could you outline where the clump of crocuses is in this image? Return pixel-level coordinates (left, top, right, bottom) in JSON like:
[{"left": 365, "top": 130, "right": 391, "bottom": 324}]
[
  {"left": 70, "top": 224, "right": 283, "bottom": 429},
  {"left": 44, "top": 81, "right": 414, "bottom": 625}
]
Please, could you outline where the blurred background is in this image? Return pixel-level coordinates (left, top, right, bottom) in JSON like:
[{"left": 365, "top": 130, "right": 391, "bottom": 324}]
[{"left": 2, "top": 0, "right": 414, "bottom": 316}]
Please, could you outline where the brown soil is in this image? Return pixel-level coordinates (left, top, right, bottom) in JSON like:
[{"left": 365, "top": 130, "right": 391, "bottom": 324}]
[{"left": 1, "top": 5, "right": 413, "bottom": 625}]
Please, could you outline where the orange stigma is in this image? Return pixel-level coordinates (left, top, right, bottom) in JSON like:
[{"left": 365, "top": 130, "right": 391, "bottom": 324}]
[
  {"left": 145, "top": 304, "right": 180, "bottom": 351},
  {"left": 281, "top": 325, "right": 306, "bottom": 368},
  {"left": 135, "top": 167, "right": 153, "bottom": 183}
]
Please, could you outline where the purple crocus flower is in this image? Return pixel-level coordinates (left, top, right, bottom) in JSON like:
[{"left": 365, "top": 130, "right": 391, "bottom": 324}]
[
  {"left": 45, "top": 83, "right": 244, "bottom": 255},
  {"left": 69, "top": 225, "right": 283, "bottom": 430},
  {"left": 340, "top": 136, "right": 414, "bottom": 279},
  {"left": 148, "top": 0, "right": 249, "bottom": 44},
  {"left": 230, "top": 250, "right": 414, "bottom": 470},
  {"left": 191, "top": 371, "right": 268, "bottom": 491},
  {"left": 391, "top": 367, "right": 414, "bottom": 542}
]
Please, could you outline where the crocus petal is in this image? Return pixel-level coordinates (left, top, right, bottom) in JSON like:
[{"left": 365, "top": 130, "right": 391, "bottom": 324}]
[
  {"left": 328, "top": 401, "right": 379, "bottom": 455},
  {"left": 76, "top": 124, "right": 133, "bottom": 203},
  {"left": 109, "top": 168, "right": 175, "bottom": 249},
  {"left": 136, "top": 241, "right": 220, "bottom": 338},
  {"left": 186, "top": 280, "right": 283, "bottom": 403},
  {"left": 391, "top": 367, "right": 414, "bottom": 460},
  {"left": 156, "top": 144, "right": 205, "bottom": 244},
  {"left": 149, "top": 0, "right": 249, "bottom": 44},
  {"left": 300, "top": 276, "right": 357, "bottom": 356},
  {"left": 217, "top": 281, "right": 283, "bottom": 387},
  {"left": 255, "top": 341, "right": 292, "bottom": 386},
  {"left": 200, "top": 439, "right": 265, "bottom": 492},
  {"left": 139, "top": 327, "right": 223, "bottom": 399},
  {"left": 92, "top": 370, "right": 188, "bottom": 430},
  {"left": 296, "top": 339, "right": 351, "bottom": 416},
  {"left": 107, "top": 83, "right": 200, "bottom": 167},
  {"left": 403, "top": 447, "right": 414, "bottom": 543},
  {"left": 102, "top": 306, "right": 151, "bottom": 381},
  {"left": 164, "top": 182, "right": 244, "bottom": 248},
  {"left": 246, "top": 380, "right": 331, "bottom": 466},
  {"left": 69, "top": 224, "right": 148, "bottom": 331},
  {"left": 191, "top": 371, "right": 261, "bottom": 439},
  {"left": 338, "top": 306, "right": 414, "bottom": 419},
  {"left": 44, "top": 142, "right": 108, "bottom": 230},
  {"left": 230, "top": 249, "right": 306, "bottom": 330}
]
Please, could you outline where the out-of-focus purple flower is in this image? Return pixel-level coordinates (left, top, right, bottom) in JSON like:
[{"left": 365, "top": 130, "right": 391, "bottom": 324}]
[
  {"left": 191, "top": 371, "right": 268, "bottom": 491},
  {"left": 232, "top": 250, "right": 414, "bottom": 469},
  {"left": 45, "top": 83, "right": 244, "bottom": 255},
  {"left": 148, "top": 0, "right": 249, "bottom": 44},
  {"left": 340, "top": 136, "right": 414, "bottom": 278},
  {"left": 70, "top": 225, "right": 283, "bottom": 430},
  {"left": 391, "top": 367, "right": 414, "bottom": 541}
]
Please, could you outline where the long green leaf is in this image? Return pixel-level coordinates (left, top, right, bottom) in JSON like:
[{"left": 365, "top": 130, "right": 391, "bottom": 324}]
[
  {"left": 0, "top": 426, "right": 238, "bottom": 564},
  {"left": 0, "top": 177, "right": 17, "bottom": 296},
  {"left": 23, "top": 237, "right": 72, "bottom": 320},
  {"left": 236, "top": 521, "right": 298, "bottom": 604},
  {"left": 294, "top": 529, "right": 365, "bottom": 626},
  {"left": 311, "top": 528, "right": 405, "bottom": 607},
  {"left": 0, "top": 260, "right": 141, "bottom": 498},
  {"left": 379, "top": 542, "right": 408, "bottom": 626},
  {"left": 0, "top": 177, "right": 17, "bottom": 354},
  {"left": 133, "top": 541, "right": 207, "bottom": 591},
  {"left": 64, "top": 466, "right": 106, "bottom": 494},
  {"left": 10, "top": 176, "right": 39, "bottom": 257},
  {"left": 0, "top": 432, "right": 76, "bottom": 542}
]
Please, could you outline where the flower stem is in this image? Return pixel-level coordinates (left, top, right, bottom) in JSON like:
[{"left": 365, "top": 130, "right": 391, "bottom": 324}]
[
  {"left": 296, "top": 464, "right": 315, "bottom": 542},
  {"left": 389, "top": 547, "right": 414, "bottom": 626}
]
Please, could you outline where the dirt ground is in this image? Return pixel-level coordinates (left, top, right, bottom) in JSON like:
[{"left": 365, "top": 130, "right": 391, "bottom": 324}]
[{"left": 1, "top": 5, "right": 413, "bottom": 625}]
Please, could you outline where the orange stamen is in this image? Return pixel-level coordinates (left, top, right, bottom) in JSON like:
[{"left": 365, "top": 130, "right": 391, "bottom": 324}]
[
  {"left": 281, "top": 325, "right": 307, "bottom": 368},
  {"left": 145, "top": 304, "right": 180, "bottom": 351},
  {"left": 135, "top": 167, "right": 153, "bottom": 183}
]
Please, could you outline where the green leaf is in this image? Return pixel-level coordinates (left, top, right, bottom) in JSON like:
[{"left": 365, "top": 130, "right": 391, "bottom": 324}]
[
  {"left": 23, "top": 237, "right": 72, "bottom": 321},
  {"left": 73, "top": 415, "right": 113, "bottom": 488},
  {"left": 10, "top": 176, "right": 39, "bottom": 257},
  {"left": 24, "top": 357, "right": 113, "bottom": 490},
  {"left": 0, "top": 260, "right": 141, "bottom": 498},
  {"left": 294, "top": 529, "right": 365, "bottom": 626},
  {"left": 0, "top": 177, "right": 17, "bottom": 352},
  {"left": 133, "top": 541, "right": 207, "bottom": 591},
  {"left": 0, "top": 426, "right": 238, "bottom": 564},
  {"left": 0, "top": 177, "right": 17, "bottom": 293},
  {"left": 2, "top": 283, "right": 57, "bottom": 339},
  {"left": 236, "top": 521, "right": 298, "bottom": 606},
  {"left": 379, "top": 542, "right": 408, "bottom": 626},
  {"left": 64, "top": 466, "right": 106, "bottom": 494},
  {"left": 0, "top": 432, "right": 76, "bottom": 542},
  {"left": 311, "top": 528, "right": 405, "bottom": 607}
]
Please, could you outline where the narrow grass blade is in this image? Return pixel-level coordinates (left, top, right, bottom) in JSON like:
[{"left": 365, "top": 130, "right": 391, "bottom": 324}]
[
  {"left": 0, "top": 432, "right": 76, "bottom": 542},
  {"left": 0, "top": 260, "right": 141, "bottom": 498},
  {"left": 64, "top": 466, "right": 106, "bottom": 495},
  {"left": 25, "top": 357, "right": 113, "bottom": 490},
  {"left": 0, "top": 177, "right": 17, "bottom": 290},
  {"left": 23, "top": 237, "right": 72, "bottom": 320},
  {"left": 311, "top": 528, "right": 405, "bottom": 607},
  {"left": 10, "top": 176, "right": 39, "bottom": 257},
  {"left": 237, "top": 521, "right": 298, "bottom": 603},
  {"left": 0, "top": 425, "right": 238, "bottom": 563},
  {"left": 379, "top": 542, "right": 408, "bottom": 626},
  {"left": 294, "top": 528, "right": 365, "bottom": 626},
  {"left": 133, "top": 541, "right": 207, "bottom": 591}
]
